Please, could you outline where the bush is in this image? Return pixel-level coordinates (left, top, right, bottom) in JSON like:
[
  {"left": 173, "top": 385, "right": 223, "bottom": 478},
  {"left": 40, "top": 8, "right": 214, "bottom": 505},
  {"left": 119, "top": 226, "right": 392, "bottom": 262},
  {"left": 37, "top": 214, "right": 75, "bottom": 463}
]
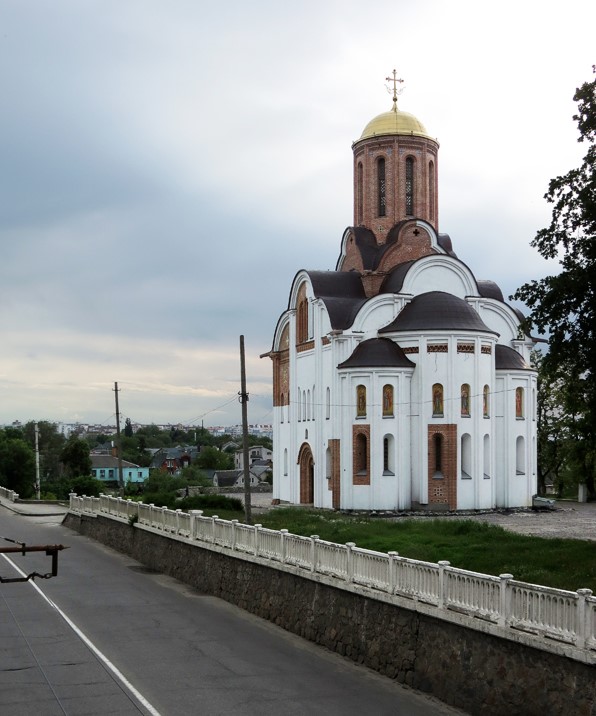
[{"left": 178, "top": 494, "right": 243, "bottom": 512}]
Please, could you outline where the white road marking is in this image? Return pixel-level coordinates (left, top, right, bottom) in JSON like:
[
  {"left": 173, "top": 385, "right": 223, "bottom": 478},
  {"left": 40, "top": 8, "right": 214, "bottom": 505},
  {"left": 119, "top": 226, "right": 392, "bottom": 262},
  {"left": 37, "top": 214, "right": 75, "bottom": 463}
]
[{"left": 1, "top": 553, "right": 162, "bottom": 716}]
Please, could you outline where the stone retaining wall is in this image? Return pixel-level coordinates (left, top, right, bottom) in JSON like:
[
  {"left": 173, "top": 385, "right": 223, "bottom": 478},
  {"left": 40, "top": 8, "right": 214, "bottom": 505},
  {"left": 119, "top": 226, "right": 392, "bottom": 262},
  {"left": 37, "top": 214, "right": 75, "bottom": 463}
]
[{"left": 63, "top": 512, "right": 596, "bottom": 716}]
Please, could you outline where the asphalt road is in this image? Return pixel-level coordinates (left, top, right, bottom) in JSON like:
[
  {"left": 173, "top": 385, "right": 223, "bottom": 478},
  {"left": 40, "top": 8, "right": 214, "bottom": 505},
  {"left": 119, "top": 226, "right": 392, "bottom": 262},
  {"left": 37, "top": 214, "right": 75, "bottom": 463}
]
[{"left": 0, "top": 506, "right": 464, "bottom": 716}]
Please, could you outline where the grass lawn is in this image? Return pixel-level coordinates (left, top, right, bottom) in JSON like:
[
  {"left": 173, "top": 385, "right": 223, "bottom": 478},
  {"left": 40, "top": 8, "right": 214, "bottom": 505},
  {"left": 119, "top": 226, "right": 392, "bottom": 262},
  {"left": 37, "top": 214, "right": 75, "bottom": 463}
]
[{"left": 255, "top": 508, "right": 596, "bottom": 593}]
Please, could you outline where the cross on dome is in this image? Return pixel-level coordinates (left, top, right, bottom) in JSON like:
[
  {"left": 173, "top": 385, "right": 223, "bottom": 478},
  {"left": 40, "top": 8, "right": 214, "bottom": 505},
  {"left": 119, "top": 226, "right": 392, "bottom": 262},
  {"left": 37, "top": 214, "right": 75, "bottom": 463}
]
[{"left": 385, "top": 69, "right": 404, "bottom": 108}]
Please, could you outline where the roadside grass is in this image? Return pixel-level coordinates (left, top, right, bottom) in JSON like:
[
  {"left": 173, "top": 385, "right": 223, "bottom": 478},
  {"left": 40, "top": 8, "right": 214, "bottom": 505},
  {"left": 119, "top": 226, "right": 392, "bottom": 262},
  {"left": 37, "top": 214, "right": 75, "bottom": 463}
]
[{"left": 257, "top": 508, "right": 596, "bottom": 593}]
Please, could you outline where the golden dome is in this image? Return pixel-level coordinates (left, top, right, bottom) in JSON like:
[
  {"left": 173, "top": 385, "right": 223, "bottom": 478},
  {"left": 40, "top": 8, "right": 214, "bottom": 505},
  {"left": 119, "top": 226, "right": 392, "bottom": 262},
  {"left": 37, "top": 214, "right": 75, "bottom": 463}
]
[{"left": 359, "top": 104, "right": 433, "bottom": 141}]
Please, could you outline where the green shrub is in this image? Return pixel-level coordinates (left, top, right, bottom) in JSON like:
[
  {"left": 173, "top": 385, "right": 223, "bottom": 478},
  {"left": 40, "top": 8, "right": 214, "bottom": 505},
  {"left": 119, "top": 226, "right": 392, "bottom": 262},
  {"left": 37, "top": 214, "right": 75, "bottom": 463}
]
[{"left": 178, "top": 494, "right": 243, "bottom": 512}]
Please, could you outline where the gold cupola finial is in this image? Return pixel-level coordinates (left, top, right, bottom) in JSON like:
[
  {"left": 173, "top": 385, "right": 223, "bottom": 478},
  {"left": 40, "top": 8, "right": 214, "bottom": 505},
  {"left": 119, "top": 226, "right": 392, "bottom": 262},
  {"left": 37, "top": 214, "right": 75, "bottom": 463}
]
[{"left": 385, "top": 69, "right": 404, "bottom": 110}]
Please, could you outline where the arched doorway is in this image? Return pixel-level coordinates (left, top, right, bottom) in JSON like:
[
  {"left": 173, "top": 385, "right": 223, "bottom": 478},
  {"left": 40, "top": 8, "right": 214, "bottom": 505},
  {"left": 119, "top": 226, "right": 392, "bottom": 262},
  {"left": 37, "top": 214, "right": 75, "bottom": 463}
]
[{"left": 297, "top": 443, "right": 314, "bottom": 504}]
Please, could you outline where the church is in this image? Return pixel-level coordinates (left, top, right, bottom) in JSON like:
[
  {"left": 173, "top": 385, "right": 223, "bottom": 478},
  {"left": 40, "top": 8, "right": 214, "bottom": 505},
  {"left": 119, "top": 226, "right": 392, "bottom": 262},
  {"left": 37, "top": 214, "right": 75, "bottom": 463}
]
[{"left": 267, "top": 74, "right": 537, "bottom": 511}]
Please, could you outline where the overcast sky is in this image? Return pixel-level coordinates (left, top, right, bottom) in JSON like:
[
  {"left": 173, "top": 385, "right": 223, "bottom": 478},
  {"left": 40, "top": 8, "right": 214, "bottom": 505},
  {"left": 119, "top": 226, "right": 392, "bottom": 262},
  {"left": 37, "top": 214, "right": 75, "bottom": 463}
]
[{"left": 0, "top": 1, "right": 594, "bottom": 430}]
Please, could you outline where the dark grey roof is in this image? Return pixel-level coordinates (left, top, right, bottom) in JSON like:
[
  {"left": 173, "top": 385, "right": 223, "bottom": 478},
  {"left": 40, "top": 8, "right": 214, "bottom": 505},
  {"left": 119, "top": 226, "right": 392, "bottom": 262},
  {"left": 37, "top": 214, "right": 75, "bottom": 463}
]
[
  {"left": 437, "top": 233, "right": 458, "bottom": 257},
  {"left": 477, "top": 280, "right": 504, "bottom": 302},
  {"left": 91, "top": 455, "right": 139, "bottom": 469},
  {"left": 379, "top": 261, "right": 415, "bottom": 293},
  {"left": 338, "top": 338, "right": 415, "bottom": 369},
  {"left": 306, "top": 270, "right": 367, "bottom": 330},
  {"left": 495, "top": 344, "right": 532, "bottom": 370},
  {"left": 379, "top": 292, "right": 496, "bottom": 334}
]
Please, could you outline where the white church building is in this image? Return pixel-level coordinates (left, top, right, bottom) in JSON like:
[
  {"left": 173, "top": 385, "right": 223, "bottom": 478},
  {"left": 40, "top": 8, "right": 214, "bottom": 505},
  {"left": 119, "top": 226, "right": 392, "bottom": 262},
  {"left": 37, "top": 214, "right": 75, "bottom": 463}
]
[{"left": 267, "top": 77, "right": 537, "bottom": 511}]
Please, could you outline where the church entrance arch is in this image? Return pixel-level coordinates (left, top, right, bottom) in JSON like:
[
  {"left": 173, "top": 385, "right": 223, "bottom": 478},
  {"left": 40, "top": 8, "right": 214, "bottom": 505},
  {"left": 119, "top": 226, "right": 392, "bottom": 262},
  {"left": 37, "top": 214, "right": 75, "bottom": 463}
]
[{"left": 297, "top": 443, "right": 314, "bottom": 504}]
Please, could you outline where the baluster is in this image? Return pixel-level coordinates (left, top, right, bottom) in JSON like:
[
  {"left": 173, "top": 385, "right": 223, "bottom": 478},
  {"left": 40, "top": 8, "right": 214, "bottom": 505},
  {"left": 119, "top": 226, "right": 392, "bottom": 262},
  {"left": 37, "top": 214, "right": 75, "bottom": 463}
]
[
  {"left": 254, "top": 524, "right": 262, "bottom": 556},
  {"left": 387, "top": 551, "right": 399, "bottom": 594},
  {"left": 310, "top": 535, "right": 319, "bottom": 573},
  {"left": 280, "top": 529, "right": 288, "bottom": 563},
  {"left": 345, "top": 542, "right": 355, "bottom": 583},
  {"left": 575, "top": 588, "right": 593, "bottom": 649},
  {"left": 438, "top": 561, "right": 450, "bottom": 609},
  {"left": 499, "top": 574, "right": 514, "bottom": 627},
  {"left": 230, "top": 519, "right": 238, "bottom": 550}
]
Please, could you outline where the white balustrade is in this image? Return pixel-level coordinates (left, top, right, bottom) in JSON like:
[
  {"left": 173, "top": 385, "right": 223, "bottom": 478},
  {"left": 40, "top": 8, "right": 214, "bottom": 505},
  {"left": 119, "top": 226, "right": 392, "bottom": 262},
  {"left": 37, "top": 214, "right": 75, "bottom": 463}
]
[
  {"left": 316, "top": 539, "right": 348, "bottom": 579},
  {"left": 509, "top": 581, "right": 578, "bottom": 643},
  {"left": 352, "top": 547, "right": 390, "bottom": 590},
  {"left": 444, "top": 567, "right": 500, "bottom": 621},
  {"left": 63, "top": 492, "right": 596, "bottom": 654}
]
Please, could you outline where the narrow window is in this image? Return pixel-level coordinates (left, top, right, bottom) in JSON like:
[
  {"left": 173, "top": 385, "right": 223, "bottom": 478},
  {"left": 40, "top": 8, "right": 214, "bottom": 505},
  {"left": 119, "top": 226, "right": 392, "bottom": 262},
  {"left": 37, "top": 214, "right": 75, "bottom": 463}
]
[
  {"left": 461, "top": 383, "right": 471, "bottom": 417},
  {"left": 377, "top": 157, "right": 386, "bottom": 217},
  {"left": 516, "top": 436, "right": 526, "bottom": 474},
  {"left": 357, "top": 162, "right": 364, "bottom": 224},
  {"left": 326, "top": 387, "right": 331, "bottom": 420},
  {"left": 383, "top": 434, "right": 395, "bottom": 475},
  {"left": 382, "top": 384, "right": 394, "bottom": 417},
  {"left": 433, "top": 433, "right": 443, "bottom": 475},
  {"left": 356, "top": 384, "right": 367, "bottom": 418},
  {"left": 429, "top": 160, "right": 435, "bottom": 224},
  {"left": 405, "top": 157, "right": 414, "bottom": 215},
  {"left": 483, "top": 385, "right": 490, "bottom": 418},
  {"left": 515, "top": 387, "right": 524, "bottom": 419},
  {"left": 280, "top": 393, "right": 284, "bottom": 423},
  {"left": 432, "top": 383, "right": 444, "bottom": 417},
  {"left": 283, "top": 448, "right": 288, "bottom": 476},
  {"left": 461, "top": 433, "right": 472, "bottom": 478},
  {"left": 302, "top": 390, "right": 306, "bottom": 421},
  {"left": 307, "top": 389, "right": 311, "bottom": 421},
  {"left": 326, "top": 447, "right": 332, "bottom": 480},
  {"left": 355, "top": 433, "right": 368, "bottom": 474},
  {"left": 483, "top": 434, "right": 490, "bottom": 479}
]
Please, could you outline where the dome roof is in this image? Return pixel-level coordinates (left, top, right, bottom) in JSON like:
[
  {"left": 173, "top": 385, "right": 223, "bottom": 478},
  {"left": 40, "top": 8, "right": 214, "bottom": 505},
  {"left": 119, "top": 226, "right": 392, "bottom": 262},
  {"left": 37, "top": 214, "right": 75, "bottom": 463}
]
[
  {"left": 359, "top": 104, "right": 433, "bottom": 141},
  {"left": 338, "top": 338, "right": 415, "bottom": 370},
  {"left": 379, "top": 292, "right": 496, "bottom": 334}
]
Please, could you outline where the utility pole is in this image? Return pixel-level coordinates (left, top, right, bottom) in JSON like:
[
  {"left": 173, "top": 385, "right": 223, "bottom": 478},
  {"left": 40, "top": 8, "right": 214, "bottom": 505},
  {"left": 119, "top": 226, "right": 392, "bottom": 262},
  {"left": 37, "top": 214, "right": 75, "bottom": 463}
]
[
  {"left": 113, "top": 382, "right": 124, "bottom": 493},
  {"left": 239, "top": 335, "right": 252, "bottom": 525},
  {"left": 34, "top": 422, "right": 40, "bottom": 500}
]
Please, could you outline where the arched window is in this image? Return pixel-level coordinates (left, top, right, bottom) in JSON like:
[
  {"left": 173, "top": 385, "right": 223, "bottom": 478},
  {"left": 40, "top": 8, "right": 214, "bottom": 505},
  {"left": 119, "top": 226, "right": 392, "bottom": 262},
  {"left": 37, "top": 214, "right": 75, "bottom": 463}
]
[
  {"left": 461, "top": 433, "right": 472, "bottom": 478},
  {"left": 307, "top": 389, "right": 311, "bottom": 421},
  {"left": 483, "top": 385, "right": 490, "bottom": 418},
  {"left": 483, "top": 434, "right": 490, "bottom": 479},
  {"left": 326, "top": 447, "right": 332, "bottom": 480},
  {"left": 405, "top": 156, "right": 414, "bottom": 215},
  {"left": 377, "top": 157, "right": 386, "bottom": 217},
  {"left": 461, "top": 383, "right": 471, "bottom": 417},
  {"left": 356, "top": 384, "right": 367, "bottom": 418},
  {"left": 433, "top": 433, "right": 443, "bottom": 475},
  {"left": 429, "top": 160, "right": 435, "bottom": 224},
  {"left": 516, "top": 436, "right": 526, "bottom": 474},
  {"left": 357, "top": 162, "right": 364, "bottom": 224},
  {"left": 280, "top": 394, "right": 284, "bottom": 423},
  {"left": 383, "top": 434, "right": 395, "bottom": 475},
  {"left": 432, "top": 383, "right": 444, "bottom": 417},
  {"left": 326, "top": 387, "right": 331, "bottom": 420},
  {"left": 302, "top": 390, "right": 307, "bottom": 421},
  {"left": 283, "top": 448, "right": 288, "bottom": 476},
  {"left": 515, "top": 387, "right": 524, "bottom": 419},
  {"left": 297, "top": 387, "right": 301, "bottom": 422},
  {"left": 296, "top": 283, "right": 309, "bottom": 344},
  {"left": 382, "top": 384, "right": 394, "bottom": 417},
  {"left": 355, "top": 433, "right": 368, "bottom": 474}
]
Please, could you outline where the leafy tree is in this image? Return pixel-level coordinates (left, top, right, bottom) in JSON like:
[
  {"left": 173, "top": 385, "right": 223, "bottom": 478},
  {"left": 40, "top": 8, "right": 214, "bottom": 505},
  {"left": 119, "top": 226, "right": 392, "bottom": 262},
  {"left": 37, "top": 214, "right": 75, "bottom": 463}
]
[
  {"left": 513, "top": 68, "right": 596, "bottom": 496},
  {"left": 179, "top": 463, "right": 212, "bottom": 487},
  {"left": 124, "top": 418, "right": 134, "bottom": 438},
  {"left": 195, "top": 446, "right": 234, "bottom": 470},
  {"left": 60, "top": 436, "right": 92, "bottom": 478},
  {"left": 0, "top": 433, "right": 35, "bottom": 497},
  {"left": 22, "top": 421, "right": 65, "bottom": 480}
]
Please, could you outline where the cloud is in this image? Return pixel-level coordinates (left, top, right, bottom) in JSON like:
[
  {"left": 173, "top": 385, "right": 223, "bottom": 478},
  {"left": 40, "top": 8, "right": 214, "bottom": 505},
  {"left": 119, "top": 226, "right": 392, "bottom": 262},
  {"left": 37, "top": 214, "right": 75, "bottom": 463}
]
[{"left": 1, "top": 0, "right": 595, "bottom": 426}]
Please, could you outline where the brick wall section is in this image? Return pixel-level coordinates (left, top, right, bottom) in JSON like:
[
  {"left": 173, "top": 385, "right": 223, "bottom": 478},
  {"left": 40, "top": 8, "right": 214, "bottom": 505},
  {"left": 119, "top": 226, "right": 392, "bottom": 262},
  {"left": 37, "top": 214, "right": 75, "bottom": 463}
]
[
  {"left": 352, "top": 424, "right": 370, "bottom": 485},
  {"left": 63, "top": 513, "right": 596, "bottom": 716},
  {"left": 428, "top": 424, "right": 457, "bottom": 509}
]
